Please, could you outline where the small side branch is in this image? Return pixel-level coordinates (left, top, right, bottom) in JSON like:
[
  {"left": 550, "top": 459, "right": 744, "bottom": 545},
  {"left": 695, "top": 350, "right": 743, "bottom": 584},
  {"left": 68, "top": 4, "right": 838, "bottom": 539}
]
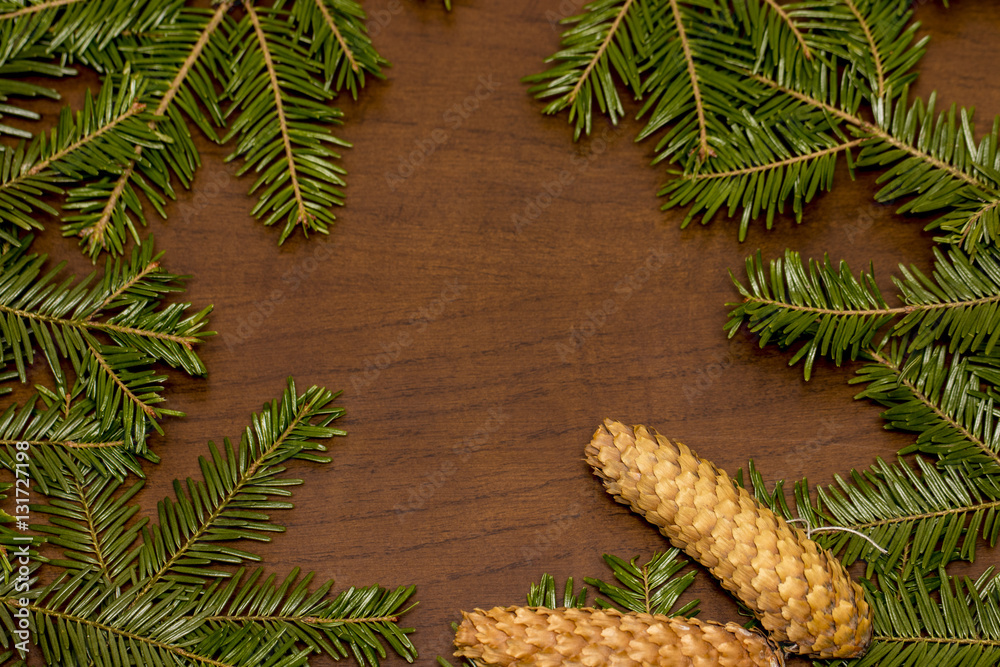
[
  {"left": 313, "top": 0, "right": 359, "bottom": 72},
  {"left": 84, "top": 160, "right": 136, "bottom": 256},
  {"left": 20, "top": 103, "right": 146, "bottom": 179},
  {"left": 866, "top": 347, "right": 1000, "bottom": 470},
  {"left": 130, "top": 395, "right": 320, "bottom": 603},
  {"left": 842, "top": 0, "right": 884, "bottom": 95},
  {"left": 245, "top": 2, "right": 310, "bottom": 226},
  {"left": 207, "top": 614, "right": 400, "bottom": 624},
  {"left": 0, "top": 438, "right": 125, "bottom": 449},
  {"left": 763, "top": 0, "right": 812, "bottom": 60},
  {"left": 568, "top": 0, "right": 636, "bottom": 104},
  {"left": 86, "top": 340, "right": 159, "bottom": 419},
  {"left": 0, "top": 599, "right": 239, "bottom": 667},
  {"left": 958, "top": 199, "right": 1000, "bottom": 247},
  {"left": 668, "top": 0, "right": 712, "bottom": 160},
  {"left": 741, "top": 292, "right": 1000, "bottom": 318},
  {"left": 750, "top": 73, "right": 1000, "bottom": 196},
  {"left": 77, "top": 0, "right": 233, "bottom": 254},
  {"left": 682, "top": 139, "right": 864, "bottom": 181},
  {"left": 0, "top": 303, "right": 201, "bottom": 348},
  {"left": 90, "top": 260, "right": 160, "bottom": 316},
  {"left": 0, "top": 0, "right": 82, "bottom": 21}
]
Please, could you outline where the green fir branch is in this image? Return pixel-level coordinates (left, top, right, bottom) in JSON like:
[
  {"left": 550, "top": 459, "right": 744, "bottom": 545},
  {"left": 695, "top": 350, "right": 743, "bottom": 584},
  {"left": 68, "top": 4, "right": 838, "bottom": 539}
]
[
  {"left": 766, "top": 0, "right": 811, "bottom": 57},
  {"left": 0, "top": 394, "right": 150, "bottom": 480},
  {"left": 27, "top": 461, "right": 146, "bottom": 581},
  {"left": 525, "top": 0, "right": 1000, "bottom": 246},
  {"left": 0, "top": 380, "right": 416, "bottom": 667},
  {"left": 735, "top": 74, "right": 1000, "bottom": 244},
  {"left": 0, "top": 73, "right": 160, "bottom": 245},
  {"left": 841, "top": 570, "right": 1000, "bottom": 667},
  {"left": 198, "top": 568, "right": 417, "bottom": 667},
  {"left": 726, "top": 248, "right": 893, "bottom": 377},
  {"left": 62, "top": 2, "right": 235, "bottom": 258},
  {"left": 0, "top": 235, "right": 211, "bottom": 450},
  {"left": 0, "top": 0, "right": 178, "bottom": 137},
  {"left": 750, "top": 455, "right": 1000, "bottom": 578},
  {"left": 0, "top": 0, "right": 148, "bottom": 66},
  {"left": 727, "top": 246, "right": 1000, "bottom": 378},
  {"left": 523, "top": 0, "right": 738, "bottom": 158},
  {"left": 582, "top": 551, "right": 698, "bottom": 616},
  {"left": 523, "top": 0, "right": 646, "bottom": 139},
  {"left": 2, "top": 570, "right": 244, "bottom": 667},
  {"left": 854, "top": 341, "right": 1000, "bottom": 473},
  {"left": 223, "top": 0, "right": 351, "bottom": 244},
  {"left": 728, "top": 248, "right": 1000, "bottom": 472},
  {"left": 130, "top": 381, "right": 341, "bottom": 597},
  {"left": 289, "top": 0, "right": 388, "bottom": 98},
  {"left": 2, "top": 0, "right": 386, "bottom": 255}
]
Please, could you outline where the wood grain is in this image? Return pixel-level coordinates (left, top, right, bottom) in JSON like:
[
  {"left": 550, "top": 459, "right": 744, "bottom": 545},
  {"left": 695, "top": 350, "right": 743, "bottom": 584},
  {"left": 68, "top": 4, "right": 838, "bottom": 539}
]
[{"left": 6, "top": 1, "right": 1000, "bottom": 665}]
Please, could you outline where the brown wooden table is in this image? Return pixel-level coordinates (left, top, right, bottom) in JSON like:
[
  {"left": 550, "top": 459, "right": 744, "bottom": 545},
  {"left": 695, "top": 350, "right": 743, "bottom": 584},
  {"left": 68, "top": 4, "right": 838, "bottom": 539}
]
[{"left": 10, "top": 1, "right": 1000, "bottom": 664}]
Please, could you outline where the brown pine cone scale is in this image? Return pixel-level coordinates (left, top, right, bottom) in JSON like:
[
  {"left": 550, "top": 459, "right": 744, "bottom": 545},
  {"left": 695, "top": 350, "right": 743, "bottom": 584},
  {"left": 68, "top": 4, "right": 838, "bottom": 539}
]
[
  {"left": 454, "top": 606, "right": 784, "bottom": 667},
  {"left": 585, "top": 420, "right": 872, "bottom": 659}
]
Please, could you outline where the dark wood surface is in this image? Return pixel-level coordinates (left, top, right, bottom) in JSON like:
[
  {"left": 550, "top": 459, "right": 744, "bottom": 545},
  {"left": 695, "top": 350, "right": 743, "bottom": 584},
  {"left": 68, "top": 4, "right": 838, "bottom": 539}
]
[{"left": 10, "top": 1, "right": 1000, "bottom": 664}]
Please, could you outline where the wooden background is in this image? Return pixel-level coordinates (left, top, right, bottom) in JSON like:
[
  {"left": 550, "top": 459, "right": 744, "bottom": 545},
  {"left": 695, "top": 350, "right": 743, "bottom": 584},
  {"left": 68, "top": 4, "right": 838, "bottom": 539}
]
[{"left": 9, "top": 1, "right": 1000, "bottom": 664}]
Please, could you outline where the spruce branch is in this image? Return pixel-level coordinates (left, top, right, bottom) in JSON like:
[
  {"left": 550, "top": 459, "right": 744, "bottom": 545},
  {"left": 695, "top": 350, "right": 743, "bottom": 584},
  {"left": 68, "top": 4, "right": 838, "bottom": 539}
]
[
  {"left": 723, "top": 74, "right": 1000, "bottom": 243},
  {"left": 727, "top": 246, "right": 1000, "bottom": 379},
  {"left": 853, "top": 341, "right": 1000, "bottom": 473},
  {"left": 0, "top": 381, "right": 417, "bottom": 667},
  {"left": 20, "top": 102, "right": 147, "bottom": 178},
  {"left": 130, "top": 381, "right": 341, "bottom": 598},
  {"left": 571, "top": 0, "right": 637, "bottom": 108},
  {"left": 743, "top": 455, "right": 1000, "bottom": 578},
  {"left": 0, "top": 0, "right": 177, "bottom": 66},
  {"left": 729, "top": 248, "right": 1000, "bottom": 472},
  {"left": 289, "top": 0, "right": 387, "bottom": 98},
  {"left": 761, "top": 0, "right": 811, "bottom": 60},
  {"left": 2, "top": 573, "right": 244, "bottom": 667},
  {"left": 848, "top": 569, "right": 1000, "bottom": 667},
  {"left": 0, "top": 73, "right": 159, "bottom": 245},
  {"left": 842, "top": 0, "right": 884, "bottom": 96},
  {"left": 223, "top": 0, "right": 352, "bottom": 243},
  {"left": 63, "top": 2, "right": 235, "bottom": 258},
  {"left": 523, "top": 0, "right": 738, "bottom": 156},
  {"left": 0, "top": 0, "right": 82, "bottom": 21},
  {"left": 581, "top": 551, "right": 698, "bottom": 616},
  {"left": 316, "top": 1, "right": 362, "bottom": 73},
  {"left": 28, "top": 463, "right": 146, "bottom": 582},
  {"left": 670, "top": 139, "right": 865, "bottom": 182},
  {"left": 522, "top": 0, "right": 669, "bottom": 139},
  {"left": 3, "top": 0, "right": 385, "bottom": 255},
  {"left": 0, "top": 483, "right": 12, "bottom": 580},
  {"left": 0, "top": 394, "right": 149, "bottom": 480},
  {"left": 726, "top": 248, "right": 893, "bottom": 377},
  {"left": 661, "top": 133, "right": 865, "bottom": 239},
  {"left": 526, "top": 1, "right": 1000, "bottom": 242},
  {"left": 198, "top": 569, "right": 417, "bottom": 667},
  {"left": 0, "top": 235, "right": 211, "bottom": 450},
  {"left": 956, "top": 198, "right": 1000, "bottom": 251},
  {"left": 0, "top": 0, "right": 178, "bottom": 138},
  {"left": 731, "top": 0, "right": 861, "bottom": 77},
  {"left": 666, "top": 0, "right": 711, "bottom": 160},
  {"left": 247, "top": 1, "right": 309, "bottom": 230}
]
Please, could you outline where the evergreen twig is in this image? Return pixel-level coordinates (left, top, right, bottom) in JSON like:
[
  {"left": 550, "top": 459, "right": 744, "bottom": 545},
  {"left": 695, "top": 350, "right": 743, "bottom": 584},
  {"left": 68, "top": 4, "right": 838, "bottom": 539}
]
[{"left": 0, "top": 381, "right": 418, "bottom": 667}]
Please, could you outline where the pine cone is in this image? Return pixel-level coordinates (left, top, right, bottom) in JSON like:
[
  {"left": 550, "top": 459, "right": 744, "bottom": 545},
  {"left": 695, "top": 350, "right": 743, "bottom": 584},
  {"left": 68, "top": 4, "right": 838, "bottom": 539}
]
[
  {"left": 585, "top": 420, "right": 871, "bottom": 659},
  {"left": 454, "top": 606, "right": 783, "bottom": 667}
]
